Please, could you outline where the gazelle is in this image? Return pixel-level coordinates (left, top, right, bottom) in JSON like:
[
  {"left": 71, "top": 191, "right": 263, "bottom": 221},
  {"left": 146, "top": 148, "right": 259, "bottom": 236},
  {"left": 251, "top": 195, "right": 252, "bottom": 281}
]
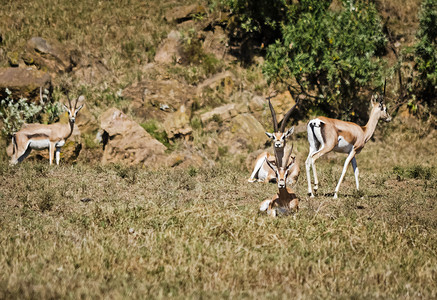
[
  {"left": 10, "top": 91, "right": 84, "bottom": 165},
  {"left": 248, "top": 97, "right": 299, "bottom": 183},
  {"left": 305, "top": 94, "right": 391, "bottom": 199},
  {"left": 259, "top": 147, "right": 299, "bottom": 217}
]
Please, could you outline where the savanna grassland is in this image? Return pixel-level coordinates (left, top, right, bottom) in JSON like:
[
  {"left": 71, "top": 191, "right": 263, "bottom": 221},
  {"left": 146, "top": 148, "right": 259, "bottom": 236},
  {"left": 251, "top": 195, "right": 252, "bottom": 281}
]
[
  {"left": 0, "top": 119, "right": 436, "bottom": 299},
  {"left": 1, "top": 0, "right": 437, "bottom": 298}
]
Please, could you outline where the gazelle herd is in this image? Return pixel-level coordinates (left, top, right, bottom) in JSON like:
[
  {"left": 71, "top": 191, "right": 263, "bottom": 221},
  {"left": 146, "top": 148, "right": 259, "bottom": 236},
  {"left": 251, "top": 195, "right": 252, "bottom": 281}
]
[
  {"left": 8, "top": 85, "right": 391, "bottom": 217},
  {"left": 250, "top": 90, "right": 391, "bottom": 217}
]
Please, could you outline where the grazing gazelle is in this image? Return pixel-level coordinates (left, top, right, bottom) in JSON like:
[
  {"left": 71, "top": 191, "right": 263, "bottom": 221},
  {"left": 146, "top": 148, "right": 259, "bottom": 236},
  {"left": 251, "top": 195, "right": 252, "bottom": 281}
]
[
  {"left": 248, "top": 96, "right": 299, "bottom": 183},
  {"left": 305, "top": 94, "right": 391, "bottom": 199},
  {"left": 10, "top": 91, "right": 84, "bottom": 165},
  {"left": 259, "top": 147, "right": 299, "bottom": 217}
]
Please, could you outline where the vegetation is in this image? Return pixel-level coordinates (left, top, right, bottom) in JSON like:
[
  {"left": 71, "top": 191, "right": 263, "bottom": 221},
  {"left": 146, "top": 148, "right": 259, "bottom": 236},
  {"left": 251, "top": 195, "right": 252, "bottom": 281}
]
[
  {"left": 0, "top": 0, "right": 436, "bottom": 298},
  {"left": 0, "top": 88, "right": 61, "bottom": 138},
  {"left": 0, "top": 122, "right": 435, "bottom": 298}
]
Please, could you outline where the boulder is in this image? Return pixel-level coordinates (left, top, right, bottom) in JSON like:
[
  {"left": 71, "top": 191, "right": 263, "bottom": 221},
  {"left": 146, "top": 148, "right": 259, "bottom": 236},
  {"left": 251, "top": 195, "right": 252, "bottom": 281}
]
[
  {"left": 154, "top": 31, "right": 183, "bottom": 64},
  {"left": 200, "top": 103, "right": 237, "bottom": 124},
  {"left": 229, "top": 113, "right": 267, "bottom": 150},
  {"left": 165, "top": 4, "right": 207, "bottom": 23},
  {"left": 0, "top": 67, "right": 52, "bottom": 102},
  {"left": 197, "top": 71, "right": 235, "bottom": 98},
  {"left": 99, "top": 108, "right": 167, "bottom": 165},
  {"left": 75, "top": 105, "right": 99, "bottom": 134},
  {"left": 124, "top": 79, "right": 195, "bottom": 122},
  {"left": 162, "top": 104, "right": 192, "bottom": 139},
  {"left": 26, "top": 37, "right": 75, "bottom": 74},
  {"left": 202, "top": 26, "right": 229, "bottom": 60}
]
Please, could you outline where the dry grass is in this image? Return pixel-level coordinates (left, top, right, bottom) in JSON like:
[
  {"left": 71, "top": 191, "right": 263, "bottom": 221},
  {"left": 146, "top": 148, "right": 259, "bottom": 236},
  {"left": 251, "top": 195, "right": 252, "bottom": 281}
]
[{"left": 0, "top": 120, "right": 435, "bottom": 299}]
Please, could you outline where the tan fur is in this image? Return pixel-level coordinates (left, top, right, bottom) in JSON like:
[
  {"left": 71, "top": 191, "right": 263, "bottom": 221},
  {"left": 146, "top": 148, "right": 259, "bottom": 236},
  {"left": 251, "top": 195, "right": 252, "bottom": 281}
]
[
  {"left": 10, "top": 95, "right": 84, "bottom": 165},
  {"left": 306, "top": 96, "right": 391, "bottom": 198}
]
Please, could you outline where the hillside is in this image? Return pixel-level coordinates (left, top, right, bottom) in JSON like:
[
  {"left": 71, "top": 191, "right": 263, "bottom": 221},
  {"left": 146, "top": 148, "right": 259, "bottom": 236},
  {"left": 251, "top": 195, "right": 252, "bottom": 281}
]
[{"left": 0, "top": 1, "right": 436, "bottom": 298}]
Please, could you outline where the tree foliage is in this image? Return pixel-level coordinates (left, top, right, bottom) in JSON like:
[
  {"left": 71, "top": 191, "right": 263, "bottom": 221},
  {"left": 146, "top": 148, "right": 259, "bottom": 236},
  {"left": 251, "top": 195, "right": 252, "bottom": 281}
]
[
  {"left": 263, "top": 0, "right": 387, "bottom": 120},
  {"left": 413, "top": 0, "right": 437, "bottom": 108}
]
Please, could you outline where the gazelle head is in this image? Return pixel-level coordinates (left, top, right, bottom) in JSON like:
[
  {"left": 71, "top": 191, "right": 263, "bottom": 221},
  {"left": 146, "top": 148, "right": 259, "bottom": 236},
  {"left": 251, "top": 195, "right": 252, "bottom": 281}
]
[
  {"left": 265, "top": 145, "right": 295, "bottom": 189},
  {"left": 265, "top": 95, "right": 299, "bottom": 149},
  {"left": 371, "top": 94, "right": 391, "bottom": 123},
  {"left": 63, "top": 95, "right": 85, "bottom": 125}
]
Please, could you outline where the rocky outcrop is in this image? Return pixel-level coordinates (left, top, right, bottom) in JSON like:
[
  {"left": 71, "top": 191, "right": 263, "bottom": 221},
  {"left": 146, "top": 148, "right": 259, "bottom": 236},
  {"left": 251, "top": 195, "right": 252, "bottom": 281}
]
[
  {"left": 26, "top": 37, "right": 76, "bottom": 74},
  {"left": 124, "top": 79, "right": 195, "bottom": 122},
  {"left": 164, "top": 4, "right": 207, "bottom": 23},
  {"left": 162, "top": 104, "right": 192, "bottom": 139},
  {"left": 99, "top": 108, "right": 167, "bottom": 165},
  {"left": 0, "top": 67, "right": 52, "bottom": 102},
  {"left": 154, "top": 31, "right": 183, "bottom": 64}
]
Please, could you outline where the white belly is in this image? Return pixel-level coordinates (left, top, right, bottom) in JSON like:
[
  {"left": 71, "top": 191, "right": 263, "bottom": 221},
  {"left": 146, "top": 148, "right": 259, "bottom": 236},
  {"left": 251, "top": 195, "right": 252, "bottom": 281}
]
[
  {"left": 29, "top": 139, "right": 50, "bottom": 150},
  {"left": 334, "top": 136, "right": 353, "bottom": 153}
]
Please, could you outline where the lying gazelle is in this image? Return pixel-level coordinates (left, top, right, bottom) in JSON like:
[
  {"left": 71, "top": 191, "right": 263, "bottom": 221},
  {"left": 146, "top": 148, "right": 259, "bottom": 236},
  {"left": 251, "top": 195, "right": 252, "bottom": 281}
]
[
  {"left": 305, "top": 94, "right": 391, "bottom": 199},
  {"left": 259, "top": 146, "right": 299, "bottom": 217},
  {"left": 10, "top": 90, "right": 84, "bottom": 165},
  {"left": 248, "top": 96, "right": 299, "bottom": 184}
]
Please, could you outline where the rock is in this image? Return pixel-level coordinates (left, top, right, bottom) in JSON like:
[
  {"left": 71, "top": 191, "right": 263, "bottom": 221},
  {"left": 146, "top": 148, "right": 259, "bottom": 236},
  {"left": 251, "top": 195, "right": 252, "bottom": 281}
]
[
  {"left": 124, "top": 79, "right": 195, "bottom": 122},
  {"left": 229, "top": 113, "right": 267, "bottom": 150},
  {"left": 99, "top": 108, "right": 167, "bottom": 165},
  {"left": 162, "top": 104, "right": 192, "bottom": 139},
  {"left": 202, "top": 26, "right": 228, "bottom": 60},
  {"left": 197, "top": 71, "right": 235, "bottom": 98},
  {"left": 270, "top": 91, "right": 297, "bottom": 122},
  {"left": 75, "top": 105, "right": 98, "bottom": 134},
  {"left": 165, "top": 4, "right": 207, "bottom": 23},
  {"left": 154, "top": 31, "right": 183, "bottom": 64},
  {"left": 200, "top": 103, "right": 237, "bottom": 124},
  {"left": 248, "top": 95, "right": 266, "bottom": 112},
  {"left": 26, "top": 37, "right": 74, "bottom": 74},
  {"left": 0, "top": 67, "right": 52, "bottom": 102}
]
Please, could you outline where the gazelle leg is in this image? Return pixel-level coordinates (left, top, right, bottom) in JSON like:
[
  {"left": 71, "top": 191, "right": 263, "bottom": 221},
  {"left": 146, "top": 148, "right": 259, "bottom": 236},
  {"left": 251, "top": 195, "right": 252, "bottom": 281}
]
[
  {"left": 248, "top": 155, "right": 266, "bottom": 182},
  {"left": 334, "top": 150, "right": 356, "bottom": 199},
  {"left": 49, "top": 143, "right": 55, "bottom": 165},
  {"left": 305, "top": 152, "right": 314, "bottom": 197},
  {"left": 55, "top": 147, "right": 61, "bottom": 165},
  {"left": 351, "top": 157, "right": 359, "bottom": 191},
  {"left": 312, "top": 158, "right": 319, "bottom": 192}
]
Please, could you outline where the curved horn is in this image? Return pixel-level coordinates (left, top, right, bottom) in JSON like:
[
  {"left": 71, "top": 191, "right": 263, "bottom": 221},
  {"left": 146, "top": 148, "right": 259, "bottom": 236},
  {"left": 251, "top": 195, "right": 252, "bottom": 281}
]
[
  {"left": 267, "top": 97, "right": 279, "bottom": 132},
  {"left": 66, "top": 94, "right": 72, "bottom": 109},
  {"left": 383, "top": 78, "right": 387, "bottom": 96},
  {"left": 279, "top": 99, "right": 299, "bottom": 132}
]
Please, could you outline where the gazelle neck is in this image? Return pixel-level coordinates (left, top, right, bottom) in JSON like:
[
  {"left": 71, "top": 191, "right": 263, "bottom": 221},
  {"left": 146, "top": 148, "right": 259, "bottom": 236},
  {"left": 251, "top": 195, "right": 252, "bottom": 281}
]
[
  {"left": 274, "top": 146, "right": 285, "bottom": 167},
  {"left": 363, "top": 106, "right": 380, "bottom": 143},
  {"left": 66, "top": 120, "right": 75, "bottom": 139}
]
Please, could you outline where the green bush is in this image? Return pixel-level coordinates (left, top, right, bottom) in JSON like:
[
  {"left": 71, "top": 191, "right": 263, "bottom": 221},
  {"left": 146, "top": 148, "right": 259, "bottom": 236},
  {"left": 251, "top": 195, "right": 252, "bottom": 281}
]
[
  {"left": 409, "top": 0, "right": 436, "bottom": 114},
  {"left": 0, "top": 88, "right": 44, "bottom": 137},
  {"left": 263, "top": 0, "right": 387, "bottom": 120}
]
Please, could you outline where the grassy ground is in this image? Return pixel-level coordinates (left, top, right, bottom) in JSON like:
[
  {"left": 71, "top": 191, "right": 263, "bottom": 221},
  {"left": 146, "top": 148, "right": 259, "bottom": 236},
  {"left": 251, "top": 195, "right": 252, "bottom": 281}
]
[{"left": 0, "top": 120, "right": 435, "bottom": 299}]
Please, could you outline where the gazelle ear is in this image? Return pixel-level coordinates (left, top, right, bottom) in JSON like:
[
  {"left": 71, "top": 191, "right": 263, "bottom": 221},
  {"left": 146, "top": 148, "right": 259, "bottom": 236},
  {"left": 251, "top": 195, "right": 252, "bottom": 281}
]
[
  {"left": 284, "top": 127, "right": 294, "bottom": 138},
  {"left": 371, "top": 94, "right": 376, "bottom": 105},
  {"left": 76, "top": 104, "right": 84, "bottom": 113},
  {"left": 265, "top": 132, "right": 274, "bottom": 139},
  {"left": 62, "top": 104, "right": 69, "bottom": 112}
]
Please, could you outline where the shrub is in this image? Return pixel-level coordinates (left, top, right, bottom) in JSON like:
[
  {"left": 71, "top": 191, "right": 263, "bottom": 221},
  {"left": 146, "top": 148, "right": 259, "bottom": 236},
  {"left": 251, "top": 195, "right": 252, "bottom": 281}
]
[
  {"left": 0, "top": 88, "right": 44, "bottom": 137},
  {"left": 263, "top": 0, "right": 387, "bottom": 120}
]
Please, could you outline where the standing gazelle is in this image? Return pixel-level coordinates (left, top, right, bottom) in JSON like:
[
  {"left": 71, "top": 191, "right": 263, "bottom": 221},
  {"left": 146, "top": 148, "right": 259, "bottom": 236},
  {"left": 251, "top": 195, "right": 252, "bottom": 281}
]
[
  {"left": 248, "top": 96, "right": 299, "bottom": 183},
  {"left": 259, "top": 146, "right": 299, "bottom": 217},
  {"left": 10, "top": 91, "right": 84, "bottom": 165},
  {"left": 305, "top": 95, "right": 391, "bottom": 199}
]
